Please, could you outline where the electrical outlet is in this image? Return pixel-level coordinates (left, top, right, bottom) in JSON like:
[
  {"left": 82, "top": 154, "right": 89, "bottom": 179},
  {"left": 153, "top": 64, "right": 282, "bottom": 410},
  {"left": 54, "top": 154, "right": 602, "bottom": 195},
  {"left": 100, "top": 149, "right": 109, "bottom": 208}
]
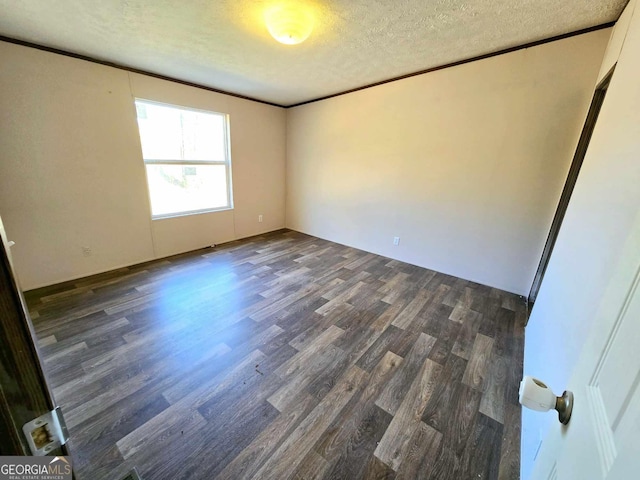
[
  {"left": 393, "top": 236, "right": 400, "bottom": 246},
  {"left": 258, "top": 214, "right": 263, "bottom": 223},
  {"left": 82, "top": 246, "right": 92, "bottom": 257}
]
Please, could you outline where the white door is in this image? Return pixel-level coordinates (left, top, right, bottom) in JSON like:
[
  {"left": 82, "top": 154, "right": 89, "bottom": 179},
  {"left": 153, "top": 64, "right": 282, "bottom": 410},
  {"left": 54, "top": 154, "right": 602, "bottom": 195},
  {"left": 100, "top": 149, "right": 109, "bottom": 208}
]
[{"left": 532, "top": 210, "right": 640, "bottom": 479}]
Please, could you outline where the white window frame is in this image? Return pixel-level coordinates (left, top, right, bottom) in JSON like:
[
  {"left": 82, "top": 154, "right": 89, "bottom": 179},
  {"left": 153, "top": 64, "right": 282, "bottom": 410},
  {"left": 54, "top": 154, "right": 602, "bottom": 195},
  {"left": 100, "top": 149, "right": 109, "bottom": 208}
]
[{"left": 134, "top": 98, "right": 234, "bottom": 220}]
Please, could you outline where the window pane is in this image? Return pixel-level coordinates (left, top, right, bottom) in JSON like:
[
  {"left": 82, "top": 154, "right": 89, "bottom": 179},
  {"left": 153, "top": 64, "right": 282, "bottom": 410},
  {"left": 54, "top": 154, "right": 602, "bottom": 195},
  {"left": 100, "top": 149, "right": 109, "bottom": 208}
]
[
  {"left": 145, "top": 164, "right": 228, "bottom": 217},
  {"left": 136, "top": 101, "right": 226, "bottom": 161}
]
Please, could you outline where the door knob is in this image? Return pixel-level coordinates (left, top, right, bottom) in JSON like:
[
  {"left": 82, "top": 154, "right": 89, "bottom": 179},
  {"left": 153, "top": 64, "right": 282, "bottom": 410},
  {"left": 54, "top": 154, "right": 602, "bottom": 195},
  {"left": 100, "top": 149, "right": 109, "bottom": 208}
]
[{"left": 519, "top": 376, "right": 573, "bottom": 425}]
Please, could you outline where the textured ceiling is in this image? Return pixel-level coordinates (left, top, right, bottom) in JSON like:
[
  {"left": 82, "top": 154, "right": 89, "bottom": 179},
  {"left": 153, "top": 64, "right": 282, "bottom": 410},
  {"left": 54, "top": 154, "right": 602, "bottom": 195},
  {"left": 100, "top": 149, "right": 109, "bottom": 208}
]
[{"left": 0, "top": 0, "right": 627, "bottom": 106}]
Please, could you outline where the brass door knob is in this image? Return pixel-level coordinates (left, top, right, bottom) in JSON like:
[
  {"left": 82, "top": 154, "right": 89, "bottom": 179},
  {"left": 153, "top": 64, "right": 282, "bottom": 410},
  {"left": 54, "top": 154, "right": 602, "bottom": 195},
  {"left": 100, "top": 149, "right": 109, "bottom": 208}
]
[{"left": 519, "top": 376, "right": 573, "bottom": 425}]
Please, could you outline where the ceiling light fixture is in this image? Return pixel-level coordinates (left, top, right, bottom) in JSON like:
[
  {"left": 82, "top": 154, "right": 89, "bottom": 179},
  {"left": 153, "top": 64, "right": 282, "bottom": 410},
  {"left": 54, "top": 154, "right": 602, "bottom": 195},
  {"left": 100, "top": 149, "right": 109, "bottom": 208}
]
[{"left": 264, "top": 3, "right": 315, "bottom": 45}]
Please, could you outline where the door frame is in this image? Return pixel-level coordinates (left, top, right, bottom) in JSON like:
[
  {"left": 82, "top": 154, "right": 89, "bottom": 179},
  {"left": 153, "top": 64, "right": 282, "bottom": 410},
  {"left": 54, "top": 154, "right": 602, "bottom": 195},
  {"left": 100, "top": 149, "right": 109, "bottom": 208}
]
[
  {"left": 0, "top": 217, "right": 69, "bottom": 457},
  {"left": 528, "top": 67, "right": 616, "bottom": 307}
]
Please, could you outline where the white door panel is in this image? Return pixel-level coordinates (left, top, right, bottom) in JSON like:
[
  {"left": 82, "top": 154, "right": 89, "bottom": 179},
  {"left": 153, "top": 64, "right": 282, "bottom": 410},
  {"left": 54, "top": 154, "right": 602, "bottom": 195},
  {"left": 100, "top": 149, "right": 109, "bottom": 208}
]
[{"left": 533, "top": 211, "right": 640, "bottom": 479}]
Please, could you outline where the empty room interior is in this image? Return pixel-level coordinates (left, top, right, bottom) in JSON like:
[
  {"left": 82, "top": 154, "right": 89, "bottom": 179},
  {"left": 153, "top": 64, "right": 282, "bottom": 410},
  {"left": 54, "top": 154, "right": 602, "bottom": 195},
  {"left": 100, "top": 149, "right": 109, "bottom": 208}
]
[{"left": 1, "top": 0, "right": 639, "bottom": 479}]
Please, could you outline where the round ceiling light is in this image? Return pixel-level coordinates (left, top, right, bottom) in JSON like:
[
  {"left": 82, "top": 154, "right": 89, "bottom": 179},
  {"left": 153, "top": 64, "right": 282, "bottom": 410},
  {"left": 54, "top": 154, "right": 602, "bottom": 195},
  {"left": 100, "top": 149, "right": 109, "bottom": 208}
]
[{"left": 264, "top": 3, "right": 315, "bottom": 45}]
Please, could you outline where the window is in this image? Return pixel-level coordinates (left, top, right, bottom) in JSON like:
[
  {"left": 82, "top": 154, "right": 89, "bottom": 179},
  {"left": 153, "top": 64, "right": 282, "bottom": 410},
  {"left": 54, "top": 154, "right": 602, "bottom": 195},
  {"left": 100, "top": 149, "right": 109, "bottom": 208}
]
[{"left": 134, "top": 99, "right": 233, "bottom": 219}]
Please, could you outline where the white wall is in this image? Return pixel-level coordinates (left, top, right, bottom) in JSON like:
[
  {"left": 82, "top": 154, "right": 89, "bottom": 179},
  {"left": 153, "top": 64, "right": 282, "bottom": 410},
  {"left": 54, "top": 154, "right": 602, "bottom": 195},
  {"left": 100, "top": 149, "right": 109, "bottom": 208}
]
[
  {"left": 0, "top": 42, "right": 286, "bottom": 290},
  {"left": 285, "top": 30, "right": 610, "bottom": 295},
  {"left": 522, "top": 0, "right": 640, "bottom": 477}
]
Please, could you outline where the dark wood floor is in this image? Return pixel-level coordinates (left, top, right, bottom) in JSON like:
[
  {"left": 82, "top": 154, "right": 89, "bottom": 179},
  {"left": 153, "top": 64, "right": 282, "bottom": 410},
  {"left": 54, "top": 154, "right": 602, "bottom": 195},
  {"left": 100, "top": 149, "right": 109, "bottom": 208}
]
[{"left": 26, "top": 229, "right": 524, "bottom": 480}]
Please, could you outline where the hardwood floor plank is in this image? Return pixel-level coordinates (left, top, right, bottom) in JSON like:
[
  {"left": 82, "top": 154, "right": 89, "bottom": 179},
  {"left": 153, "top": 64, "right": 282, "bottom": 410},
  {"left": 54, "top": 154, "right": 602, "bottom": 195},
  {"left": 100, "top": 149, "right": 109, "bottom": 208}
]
[
  {"left": 274, "top": 324, "right": 345, "bottom": 379},
  {"left": 288, "top": 315, "right": 340, "bottom": 351},
  {"left": 251, "top": 282, "right": 323, "bottom": 322},
  {"left": 501, "top": 295, "right": 517, "bottom": 312},
  {"left": 443, "top": 383, "right": 483, "bottom": 456},
  {"left": 314, "top": 351, "right": 402, "bottom": 464},
  {"left": 411, "top": 284, "right": 452, "bottom": 335},
  {"left": 494, "top": 307, "right": 516, "bottom": 358},
  {"left": 451, "top": 309, "right": 484, "bottom": 360},
  {"left": 447, "top": 286, "right": 474, "bottom": 322},
  {"left": 215, "top": 393, "right": 318, "bottom": 480},
  {"left": 71, "top": 393, "right": 170, "bottom": 455},
  {"left": 370, "top": 300, "right": 406, "bottom": 331},
  {"left": 164, "top": 400, "right": 281, "bottom": 480},
  {"left": 426, "top": 445, "right": 463, "bottom": 480},
  {"left": 362, "top": 456, "right": 397, "bottom": 480},
  {"left": 391, "top": 289, "right": 432, "bottom": 330},
  {"left": 461, "top": 333, "right": 494, "bottom": 391},
  {"left": 375, "top": 332, "right": 436, "bottom": 415},
  {"left": 37, "top": 334, "right": 57, "bottom": 347},
  {"left": 65, "top": 369, "right": 153, "bottom": 429},
  {"left": 498, "top": 403, "right": 521, "bottom": 480},
  {"left": 43, "top": 341, "right": 87, "bottom": 365},
  {"left": 268, "top": 344, "right": 344, "bottom": 411},
  {"left": 477, "top": 290, "right": 502, "bottom": 339},
  {"left": 441, "top": 278, "right": 469, "bottom": 308},
  {"left": 460, "top": 413, "right": 504, "bottom": 480},
  {"left": 388, "top": 329, "right": 421, "bottom": 359},
  {"left": 421, "top": 353, "right": 468, "bottom": 431},
  {"left": 505, "top": 320, "right": 525, "bottom": 407},
  {"left": 374, "top": 358, "right": 442, "bottom": 471},
  {"left": 322, "top": 404, "right": 393, "bottom": 480},
  {"left": 335, "top": 312, "right": 394, "bottom": 363},
  {"left": 75, "top": 444, "right": 134, "bottom": 480},
  {"left": 252, "top": 365, "right": 369, "bottom": 480},
  {"left": 334, "top": 303, "right": 388, "bottom": 346},
  {"left": 394, "top": 422, "right": 442, "bottom": 480},
  {"left": 479, "top": 353, "right": 508, "bottom": 423},
  {"left": 343, "top": 252, "right": 377, "bottom": 271},
  {"left": 321, "top": 271, "right": 372, "bottom": 301},
  {"left": 315, "top": 281, "right": 367, "bottom": 316},
  {"left": 291, "top": 450, "right": 332, "bottom": 480},
  {"left": 378, "top": 272, "right": 411, "bottom": 304},
  {"left": 117, "top": 406, "right": 206, "bottom": 460},
  {"left": 356, "top": 325, "right": 405, "bottom": 372},
  {"left": 117, "top": 349, "right": 265, "bottom": 458},
  {"left": 428, "top": 319, "right": 462, "bottom": 365}
]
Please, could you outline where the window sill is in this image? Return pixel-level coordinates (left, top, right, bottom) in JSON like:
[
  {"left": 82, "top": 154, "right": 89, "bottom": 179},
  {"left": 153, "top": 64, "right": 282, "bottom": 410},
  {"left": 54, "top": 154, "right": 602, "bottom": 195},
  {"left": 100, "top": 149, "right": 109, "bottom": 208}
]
[{"left": 151, "top": 207, "right": 234, "bottom": 221}]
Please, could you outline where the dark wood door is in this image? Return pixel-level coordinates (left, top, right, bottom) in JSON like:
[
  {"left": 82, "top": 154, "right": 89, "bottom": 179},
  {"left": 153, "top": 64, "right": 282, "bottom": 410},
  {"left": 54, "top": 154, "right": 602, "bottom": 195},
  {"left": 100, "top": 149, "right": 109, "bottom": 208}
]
[{"left": 0, "top": 216, "right": 68, "bottom": 456}]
